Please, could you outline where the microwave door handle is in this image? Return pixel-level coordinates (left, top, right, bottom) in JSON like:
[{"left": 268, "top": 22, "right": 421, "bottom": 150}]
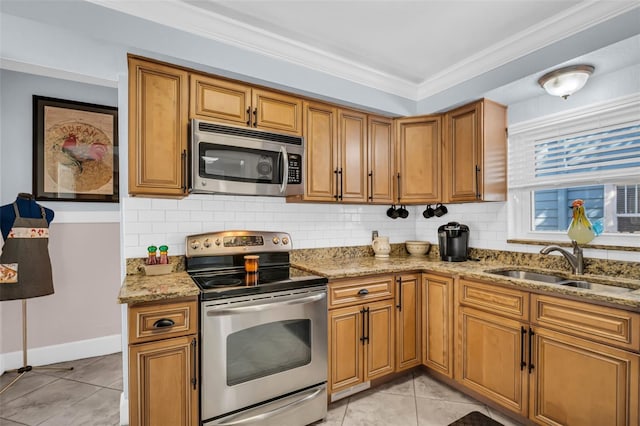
[{"left": 279, "top": 145, "right": 289, "bottom": 194}]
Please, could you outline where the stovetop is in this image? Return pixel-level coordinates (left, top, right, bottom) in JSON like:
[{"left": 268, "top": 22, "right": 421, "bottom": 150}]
[
  {"left": 191, "top": 266, "right": 327, "bottom": 300},
  {"left": 186, "top": 230, "right": 327, "bottom": 301}
]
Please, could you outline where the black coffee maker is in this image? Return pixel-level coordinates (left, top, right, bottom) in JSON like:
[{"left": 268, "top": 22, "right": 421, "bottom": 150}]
[{"left": 438, "top": 222, "right": 469, "bottom": 262}]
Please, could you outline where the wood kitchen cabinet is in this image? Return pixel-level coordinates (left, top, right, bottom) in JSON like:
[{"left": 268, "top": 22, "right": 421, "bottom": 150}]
[
  {"left": 456, "top": 305, "right": 529, "bottom": 416},
  {"left": 190, "top": 73, "right": 302, "bottom": 135},
  {"left": 394, "top": 115, "right": 442, "bottom": 204},
  {"left": 338, "top": 109, "right": 368, "bottom": 202},
  {"left": 456, "top": 278, "right": 640, "bottom": 425},
  {"left": 444, "top": 99, "right": 507, "bottom": 203},
  {"left": 367, "top": 115, "right": 394, "bottom": 204},
  {"left": 128, "top": 56, "right": 189, "bottom": 197},
  {"left": 422, "top": 272, "right": 454, "bottom": 378},
  {"left": 300, "top": 102, "right": 386, "bottom": 203},
  {"left": 394, "top": 273, "right": 421, "bottom": 371},
  {"left": 530, "top": 326, "right": 638, "bottom": 426},
  {"left": 328, "top": 275, "right": 395, "bottom": 394},
  {"left": 529, "top": 294, "right": 639, "bottom": 425},
  {"left": 128, "top": 298, "right": 199, "bottom": 426},
  {"left": 302, "top": 101, "right": 338, "bottom": 201}
]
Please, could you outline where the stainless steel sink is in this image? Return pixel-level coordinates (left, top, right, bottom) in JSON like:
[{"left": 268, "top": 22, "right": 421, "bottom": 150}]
[
  {"left": 487, "top": 269, "right": 568, "bottom": 283},
  {"left": 486, "top": 269, "right": 634, "bottom": 293},
  {"left": 559, "top": 281, "right": 634, "bottom": 293}
]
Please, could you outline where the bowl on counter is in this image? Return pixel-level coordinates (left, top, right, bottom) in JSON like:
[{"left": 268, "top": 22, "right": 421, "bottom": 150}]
[{"left": 405, "top": 241, "right": 430, "bottom": 256}]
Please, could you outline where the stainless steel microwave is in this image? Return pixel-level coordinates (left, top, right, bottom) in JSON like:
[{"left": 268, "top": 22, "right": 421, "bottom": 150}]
[{"left": 191, "top": 119, "right": 304, "bottom": 197}]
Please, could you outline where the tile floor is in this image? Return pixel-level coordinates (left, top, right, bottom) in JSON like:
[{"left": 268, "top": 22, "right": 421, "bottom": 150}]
[
  {"left": 0, "top": 353, "right": 523, "bottom": 426},
  {"left": 0, "top": 353, "right": 122, "bottom": 426}
]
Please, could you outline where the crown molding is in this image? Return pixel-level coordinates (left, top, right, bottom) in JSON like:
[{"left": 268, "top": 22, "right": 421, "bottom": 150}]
[
  {"left": 416, "top": 2, "right": 640, "bottom": 99},
  {"left": 86, "top": 0, "right": 418, "bottom": 99},
  {"left": 87, "top": 1, "right": 638, "bottom": 101},
  {"left": 0, "top": 57, "right": 118, "bottom": 87}
]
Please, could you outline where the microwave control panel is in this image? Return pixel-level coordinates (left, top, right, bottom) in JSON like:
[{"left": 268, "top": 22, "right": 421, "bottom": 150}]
[{"left": 287, "top": 154, "right": 302, "bottom": 184}]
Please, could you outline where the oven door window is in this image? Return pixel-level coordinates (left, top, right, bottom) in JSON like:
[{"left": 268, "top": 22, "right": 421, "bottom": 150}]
[
  {"left": 226, "top": 319, "right": 311, "bottom": 386},
  {"left": 199, "top": 143, "right": 283, "bottom": 184}
]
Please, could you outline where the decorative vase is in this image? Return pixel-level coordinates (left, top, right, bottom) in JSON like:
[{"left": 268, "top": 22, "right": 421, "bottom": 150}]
[
  {"left": 567, "top": 199, "right": 595, "bottom": 244},
  {"left": 372, "top": 236, "right": 391, "bottom": 258}
]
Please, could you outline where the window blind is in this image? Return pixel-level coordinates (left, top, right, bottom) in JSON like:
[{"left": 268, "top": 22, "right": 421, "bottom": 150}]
[{"left": 509, "top": 95, "right": 640, "bottom": 189}]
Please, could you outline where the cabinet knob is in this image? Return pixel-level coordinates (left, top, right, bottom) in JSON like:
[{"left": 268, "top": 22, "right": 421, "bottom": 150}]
[{"left": 358, "top": 288, "right": 369, "bottom": 296}]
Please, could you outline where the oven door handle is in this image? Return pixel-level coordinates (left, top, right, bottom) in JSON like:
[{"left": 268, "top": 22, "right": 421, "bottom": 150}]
[
  {"left": 279, "top": 145, "right": 289, "bottom": 194},
  {"left": 209, "top": 384, "right": 325, "bottom": 425},
  {"left": 205, "top": 291, "right": 326, "bottom": 315}
]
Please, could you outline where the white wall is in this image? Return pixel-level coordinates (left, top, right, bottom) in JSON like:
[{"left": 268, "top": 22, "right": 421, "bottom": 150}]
[{"left": 0, "top": 70, "right": 121, "bottom": 370}]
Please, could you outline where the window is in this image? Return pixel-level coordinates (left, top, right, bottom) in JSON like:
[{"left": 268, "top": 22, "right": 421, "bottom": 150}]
[
  {"left": 508, "top": 94, "right": 640, "bottom": 246},
  {"left": 533, "top": 184, "right": 640, "bottom": 233}
]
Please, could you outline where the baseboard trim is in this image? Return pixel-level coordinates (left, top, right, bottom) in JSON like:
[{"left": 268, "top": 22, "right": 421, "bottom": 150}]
[
  {"left": 120, "top": 392, "right": 129, "bottom": 425},
  {"left": 0, "top": 334, "right": 122, "bottom": 373}
]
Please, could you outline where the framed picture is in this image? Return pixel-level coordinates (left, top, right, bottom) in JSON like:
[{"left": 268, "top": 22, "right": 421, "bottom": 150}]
[{"left": 32, "top": 95, "right": 119, "bottom": 202}]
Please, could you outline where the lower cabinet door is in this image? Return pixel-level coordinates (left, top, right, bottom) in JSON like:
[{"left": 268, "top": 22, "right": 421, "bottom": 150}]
[
  {"left": 395, "top": 273, "right": 421, "bottom": 371},
  {"left": 329, "top": 305, "right": 364, "bottom": 393},
  {"left": 530, "top": 327, "right": 639, "bottom": 426},
  {"left": 129, "top": 335, "right": 198, "bottom": 426},
  {"left": 423, "top": 273, "right": 454, "bottom": 377},
  {"left": 456, "top": 307, "right": 528, "bottom": 417},
  {"left": 365, "top": 300, "right": 395, "bottom": 381}
]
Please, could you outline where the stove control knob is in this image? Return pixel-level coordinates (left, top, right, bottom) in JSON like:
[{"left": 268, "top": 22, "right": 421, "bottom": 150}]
[
  {"left": 190, "top": 239, "right": 201, "bottom": 250},
  {"left": 282, "top": 237, "right": 289, "bottom": 245},
  {"left": 215, "top": 239, "right": 221, "bottom": 246},
  {"left": 272, "top": 236, "right": 280, "bottom": 245},
  {"left": 203, "top": 239, "right": 211, "bottom": 248}
]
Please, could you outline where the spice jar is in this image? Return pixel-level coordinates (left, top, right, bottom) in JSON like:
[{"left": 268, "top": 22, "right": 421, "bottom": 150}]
[
  {"left": 159, "top": 245, "right": 169, "bottom": 264},
  {"left": 147, "top": 245, "right": 158, "bottom": 265}
]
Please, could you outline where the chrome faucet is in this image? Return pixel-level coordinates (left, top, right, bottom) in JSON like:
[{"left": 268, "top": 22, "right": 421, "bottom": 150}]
[{"left": 540, "top": 240, "right": 584, "bottom": 274}]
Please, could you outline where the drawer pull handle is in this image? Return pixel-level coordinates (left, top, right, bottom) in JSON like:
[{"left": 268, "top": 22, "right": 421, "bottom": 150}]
[
  {"left": 357, "top": 289, "right": 369, "bottom": 296},
  {"left": 528, "top": 328, "right": 535, "bottom": 373},
  {"left": 153, "top": 318, "right": 175, "bottom": 328},
  {"left": 520, "top": 326, "right": 527, "bottom": 371}
]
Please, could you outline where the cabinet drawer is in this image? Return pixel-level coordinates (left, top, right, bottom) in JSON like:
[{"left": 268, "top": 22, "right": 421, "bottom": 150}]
[
  {"left": 329, "top": 275, "right": 394, "bottom": 308},
  {"left": 531, "top": 294, "right": 640, "bottom": 352},
  {"left": 459, "top": 279, "right": 528, "bottom": 320},
  {"left": 128, "top": 298, "right": 198, "bottom": 344}
]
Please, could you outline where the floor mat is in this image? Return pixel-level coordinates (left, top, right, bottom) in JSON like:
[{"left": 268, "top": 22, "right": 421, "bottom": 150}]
[{"left": 448, "top": 410, "right": 504, "bottom": 426}]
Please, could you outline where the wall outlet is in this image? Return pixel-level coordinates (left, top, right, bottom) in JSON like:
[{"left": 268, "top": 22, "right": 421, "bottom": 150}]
[{"left": 372, "top": 230, "right": 378, "bottom": 241}]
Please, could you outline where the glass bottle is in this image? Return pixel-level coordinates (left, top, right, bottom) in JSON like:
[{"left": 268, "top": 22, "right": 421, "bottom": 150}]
[
  {"left": 159, "top": 245, "right": 169, "bottom": 265},
  {"left": 147, "top": 245, "right": 158, "bottom": 265}
]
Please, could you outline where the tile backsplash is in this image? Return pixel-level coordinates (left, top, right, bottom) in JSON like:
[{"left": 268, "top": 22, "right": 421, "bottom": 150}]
[
  {"left": 123, "top": 195, "right": 636, "bottom": 262},
  {"left": 123, "top": 194, "right": 417, "bottom": 258}
]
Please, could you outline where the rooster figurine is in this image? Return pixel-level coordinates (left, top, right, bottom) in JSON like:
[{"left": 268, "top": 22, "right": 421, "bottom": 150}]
[
  {"left": 61, "top": 133, "right": 107, "bottom": 173},
  {"left": 567, "top": 199, "right": 595, "bottom": 244}
]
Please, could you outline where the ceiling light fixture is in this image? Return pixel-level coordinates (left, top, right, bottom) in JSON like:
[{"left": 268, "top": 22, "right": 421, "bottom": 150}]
[{"left": 538, "top": 65, "right": 595, "bottom": 99}]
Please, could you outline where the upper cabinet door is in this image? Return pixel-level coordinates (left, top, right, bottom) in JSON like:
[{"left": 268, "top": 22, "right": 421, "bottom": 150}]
[
  {"left": 339, "top": 109, "right": 368, "bottom": 203},
  {"left": 128, "top": 56, "right": 189, "bottom": 197},
  {"left": 395, "top": 115, "right": 442, "bottom": 204},
  {"left": 445, "top": 99, "right": 507, "bottom": 203},
  {"left": 446, "top": 102, "right": 480, "bottom": 202},
  {"left": 252, "top": 89, "right": 303, "bottom": 136},
  {"left": 368, "top": 116, "right": 394, "bottom": 204},
  {"left": 190, "top": 74, "right": 251, "bottom": 126},
  {"left": 303, "top": 101, "right": 338, "bottom": 201},
  {"left": 190, "top": 75, "right": 302, "bottom": 135}
]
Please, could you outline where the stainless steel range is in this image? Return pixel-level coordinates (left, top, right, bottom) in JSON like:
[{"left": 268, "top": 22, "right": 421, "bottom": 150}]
[{"left": 186, "top": 230, "right": 328, "bottom": 426}]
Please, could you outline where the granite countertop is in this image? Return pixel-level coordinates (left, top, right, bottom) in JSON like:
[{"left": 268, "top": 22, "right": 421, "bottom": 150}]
[
  {"left": 118, "top": 251, "right": 640, "bottom": 310},
  {"left": 291, "top": 255, "right": 640, "bottom": 311},
  {"left": 118, "top": 271, "right": 199, "bottom": 305}
]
